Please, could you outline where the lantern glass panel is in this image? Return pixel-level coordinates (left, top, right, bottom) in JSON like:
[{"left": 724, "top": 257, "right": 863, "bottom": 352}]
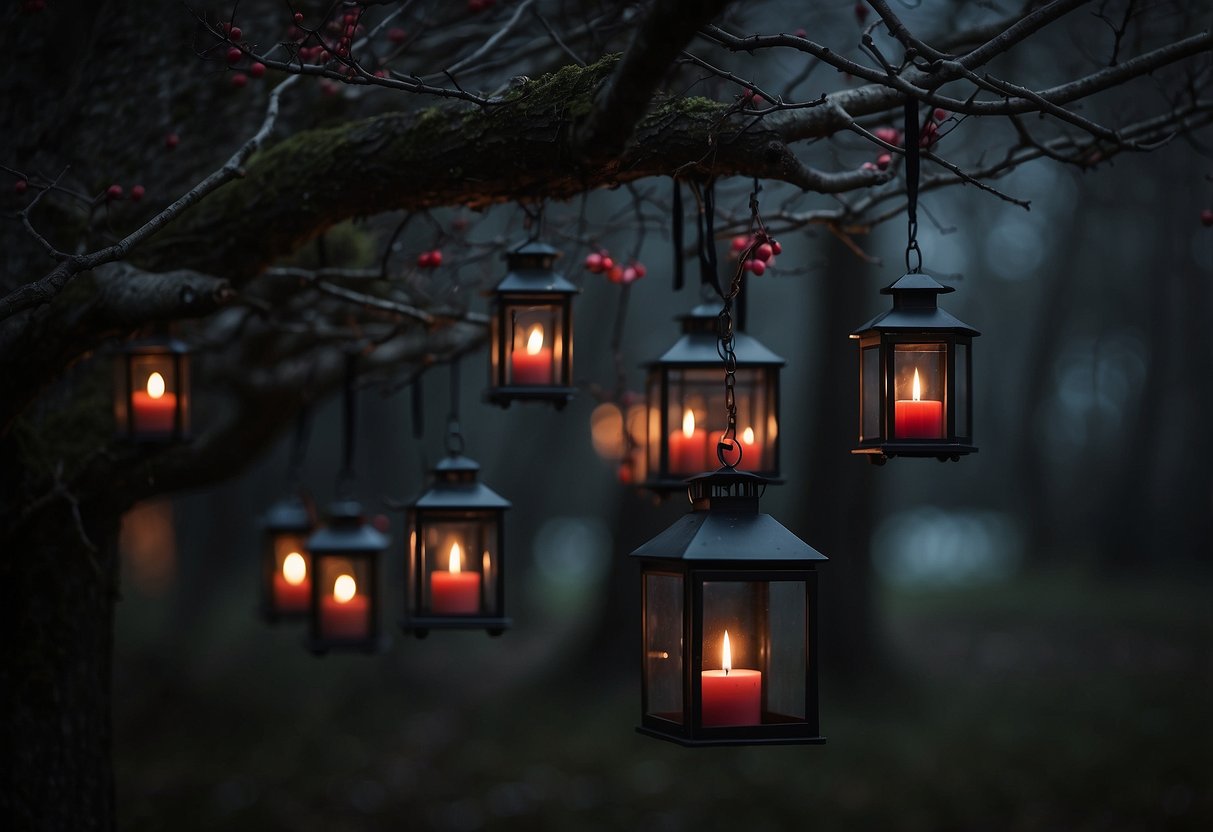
[
  {"left": 956, "top": 342, "right": 969, "bottom": 438},
  {"left": 315, "top": 555, "right": 374, "bottom": 642},
  {"left": 128, "top": 354, "right": 185, "bottom": 436},
  {"left": 861, "top": 345, "right": 880, "bottom": 442},
  {"left": 421, "top": 517, "right": 498, "bottom": 615},
  {"left": 664, "top": 368, "right": 774, "bottom": 475},
  {"left": 892, "top": 343, "right": 947, "bottom": 440},
  {"left": 269, "top": 533, "right": 311, "bottom": 615},
  {"left": 701, "top": 579, "right": 807, "bottom": 726},
  {"left": 504, "top": 303, "right": 563, "bottom": 386},
  {"left": 644, "top": 571, "right": 684, "bottom": 725}
]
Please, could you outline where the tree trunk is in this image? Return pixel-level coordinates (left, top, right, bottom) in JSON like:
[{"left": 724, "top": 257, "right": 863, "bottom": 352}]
[{"left": 0, "top": 492, "right": 119, "bottom": 831}]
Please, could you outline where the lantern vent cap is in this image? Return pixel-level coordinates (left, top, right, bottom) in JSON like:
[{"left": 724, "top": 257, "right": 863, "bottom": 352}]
[
  {"left": 411, "top": 454, "right": 511, "bottom": 510},
  {"left": 647, "top": 306, "right": 785, "bottom": 367},
  {"left": 496, "top": 240, "right": 578, "bottom": 295},
  {"left": 852, "top": 272, "right": 980, "bottom": 337},
  {"left": 261, "top": 495, "right": 312, "bottom": 533},
  {"left": 880, "top": 272, "right": 954, "bottom": 296},
  {"left": 306, "top": 499, "right": 389, "bottom": 553}
]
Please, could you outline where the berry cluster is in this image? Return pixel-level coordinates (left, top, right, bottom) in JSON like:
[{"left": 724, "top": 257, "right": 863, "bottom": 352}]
[
  {"left": 584, "top": 250, "right": 647, "bottom": 285},
  {"left": 416, "top": 249, "right": 444, "bottom": 268},
  {"left": 730, "top": 233, "right": 782, "bottom": 276},
  {"left": 862, "top": 109, "right": 949, "bottom": 171},
  {"left": 104, "top": 184, "right": 145, "bottom": 202}
]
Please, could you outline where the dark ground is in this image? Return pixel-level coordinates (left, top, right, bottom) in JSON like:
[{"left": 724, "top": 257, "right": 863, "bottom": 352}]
[{"left": 112, "top": 568, "right": 1212, "bottom": 832}]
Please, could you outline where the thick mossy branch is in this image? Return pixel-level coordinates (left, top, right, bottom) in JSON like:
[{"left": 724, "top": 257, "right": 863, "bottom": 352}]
[{"left": 136, "top": 57, "right": 834, "bottom": 280}]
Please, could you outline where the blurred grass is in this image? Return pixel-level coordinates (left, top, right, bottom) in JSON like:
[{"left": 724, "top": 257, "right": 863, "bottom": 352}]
[{"left": 114, "top": 569, "right": 1212, "bottom": 831}]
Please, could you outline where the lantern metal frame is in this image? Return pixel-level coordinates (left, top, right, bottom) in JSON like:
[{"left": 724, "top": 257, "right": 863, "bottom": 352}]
[
  {"left": 850, "top": 273, "right": 979, "bottom": 464},
  {"left": 305, "top": 500, "right": 388, "bottom": 654},
  {"left": 486, "top": 241, "right": 579, "bottom": 409},
  {"left": 259, "top": 495, "right": 315, "bottom": 623},
  {"left": 113, "top": 336, "right": 191, "bottom": 443},
  {"left": 403, "top": 454, "right": 511, "bottom": 637},
  {"left": 642, "top": 304, "right": 784, "bottom": 492},
  {"left": 631, "top": 468, "right": 827, "bottom": 747}
]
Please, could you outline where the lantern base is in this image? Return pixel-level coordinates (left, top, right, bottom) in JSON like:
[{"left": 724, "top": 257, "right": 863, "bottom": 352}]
[
  {"left": 485, "top": 386, "right": 577, "bottom": 410},
  {"left": 401, "top": 616, "right": 512, "bottom": 638},
  {"left": 635, "top": 726, "right": 827, "bottom": 747},
  {"left": 852, "top": 443, "right": 978, "bottom": 464}
]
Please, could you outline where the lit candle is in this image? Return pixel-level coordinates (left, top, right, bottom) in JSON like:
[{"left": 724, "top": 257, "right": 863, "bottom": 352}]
[
  {"left": 668, "top": 409, "right": 707, "bottom": 474},
  {"left": 510, "top": 325, "right": 553, "bottom": 385},
  {"left": 131, "top": 371, "right": 177, "bottom": 434},
  {"left": 894, "top": 368, "right": 944, "bottom": 438},
  {"left": 700, "top": 630, "right": 762, "bottom": 727},
  {"left": 272, "top": 551, "right": 310, "bottom": 613},
  {"left": 319, "top": 573, "right": 370, "bottom": 640},
  {"left": 430, "top": 542, "right": 481, "bottom": 614}
]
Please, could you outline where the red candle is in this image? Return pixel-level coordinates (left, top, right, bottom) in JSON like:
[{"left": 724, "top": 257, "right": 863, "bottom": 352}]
[
  {"left": 511, "top": 325, "right": 553, "bottom": 385},
  {"left": 272, "top": 551, "right": 310, "bottom": 613},
  {"left": 131, "top": 372, "right": 177, "bottom": 433},
  {"left": 701, "top": 630, "right": 762, "bottom": 726},
  {"left": 431, "top": 542, "right": 481, "bottom": 614},
  {"left": 319, "top": 573, "right": 370, "bottom": 640},
  {"left": 894, "top": 369, "right": 944, "bottom": 438},
  {"left": 668, "top": 409, "right": 707, "bottom": 474}
]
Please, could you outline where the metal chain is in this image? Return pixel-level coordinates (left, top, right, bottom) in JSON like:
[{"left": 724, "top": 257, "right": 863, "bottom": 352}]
[
  {"left": 904, "top": 95, "right": 923, "bottom": 273},
  {"left": 445, "top": 357, "right": 465, "bottom": 456}
]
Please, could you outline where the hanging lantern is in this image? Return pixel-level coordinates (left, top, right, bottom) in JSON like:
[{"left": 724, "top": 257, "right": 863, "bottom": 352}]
[
  {"left": 114, "top": 336, "right": 191, "bottom": 442},
  {"left": 403, "top": 455, "right": 511, "bottom": 637},
  {"left": 259, "top": 496, "right": 315, "bottom": 623},
  {"left": 643, "top": 304, "right": 783, "bottom": 492},
  {"left": 305, "top": 500, "right": 387, "bottom": 654},
  {"left": 487, "top": 241, "right": 578, "bottom": 409},
  {"left": 631, "top": 468, "right": 827, "bottom": 746},
  {"left": 850, "top": 273, "right": 979, "bottom": 463}
]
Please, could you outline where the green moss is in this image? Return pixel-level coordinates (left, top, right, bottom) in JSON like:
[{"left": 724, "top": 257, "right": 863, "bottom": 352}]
[{"left": 12, "top": 365, "right": 112, "bottom": 486}]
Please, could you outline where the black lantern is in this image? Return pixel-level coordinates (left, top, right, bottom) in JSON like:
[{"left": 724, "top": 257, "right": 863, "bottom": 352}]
[
  {"left": 851, "top": 273, "right": 979, "bottom": 463},
  {"left": 305, "top": 500, "right": 388, "bottom": 654},
  {"left": 643, "top": 304, "right": 783, "bottom": 492},
  {"left": 259, "top": 496, "right": 315, "bottom": 623},
  {"left": 487, "top": 241, "right": 578, "bottom": 409},
  {"left": 404, "top": 454, "right": 511, "bottom": 637},
  {"left": 114, "top": 337, "right": 191, "bottom": 442},
  {"left": 631, "top": 468, "right": 827, "bottom": 746}
]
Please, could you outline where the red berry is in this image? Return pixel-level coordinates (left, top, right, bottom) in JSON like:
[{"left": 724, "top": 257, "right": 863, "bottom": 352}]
[
  {"left": 794, "top": 28, "right": 807, "bottom": 38},
  {"left": 226, "top": 46, "right": 243, "bottom": 64},
  {"left": 731, "top": 235, "right": 749, "bottom": 252},
  {"left": 294, "top": 12, "right": 304, "bottom": 24},
  {"left": 250, "top": 62, "right": 266, "bottom": 78},
  {"left": 633, "top": 262, "right": 646, "bottom": 278},
  {"left": 230, "top": 72, "right": 248, "bottom": 88},
  {"left": 771, "top": 240, "right": 782, "bottom": 256},
  {"left": 106, "top": 184, "right": 123, "bottom": 200},
  {"left": 344, "top": 11, "right": 358, "bottom": 24},
  {"left": 765, "top": 257, "right": 777, "bottom": 270},
  {"left": 15, "top": 179, "right": 28, "bottom": 195},
  {"left": 876, "top": 153, "right": 892, "bottom": 170},
  {"left": 873, "top": 127, "right": 900, "bottom": 145},
  {"left": 607, "top": 265, "right": 624, "bottom": 284},
  {"left": 621, "top": 267, "right": 638, "bottom": 284},
  {"left": 861, "top": 161, "right": 878, "bottom": 171},
  {"left": 388, "top": 27, "right": 407, "bottom": 44},
  {"left": 417, "top": 251, "right": 432, "bottom": 267},
  {"left": 755, "top": 243, "right": 773, "bottom": 262},
  {"left": 230, "top": 26, "right": 242, "bottom": 41},
  {"left": 164, "top": 132, "right": 180, "bottom": 149},
  {"left": 600, "top": 256, "right": 615, "bottom": 272},
  {"left": 933, "top": 108, "right": 948, "bottom": 122},
  {"left": 585, "top": 252, "right": 603, "bottom": 272},
  {"left": 469, "top": 0, "right": 486, "bottom": 11},
  {"left": 130, "top": 185, "right": 145, "bottom": 202},
  {"left": 745, "top": 259, "right": 765, "bottom": 276},
  {"left": 429, "top": 250, "right": 443, "bottom": 266},
  {"left": 373, "top": 69, "right": 386, "bottom": 78},
  {"left": 1201, "top": 209, "right": 1213, "bottom": 228},
  {"left": 855, "top": 2, "right": 869, "bottom": 24}
]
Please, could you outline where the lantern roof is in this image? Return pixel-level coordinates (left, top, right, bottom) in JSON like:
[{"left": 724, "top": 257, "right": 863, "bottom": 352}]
[
  {"left": 307, "top": 500, "right": 389, "bottom": 554},
  {"left": 648, "top": 304, "right": 785, "bottom": 368},
  {"left": 630, "top": 469, "right": 826, "bottom": 563},
  {"left": 411, "top": 454, "right": 511, "bottom": 510},
  {"left": 261, "top": 495, "right": 312, "bottom": 533},
  {"left": 122, "top": 335, "right": 190, "bottom": 354},
  {"left": 495, "top": 241, "right": 579, "bottom": 295},
  {"left": 852, "top": 273, "right": 979, "bottom": 337}
]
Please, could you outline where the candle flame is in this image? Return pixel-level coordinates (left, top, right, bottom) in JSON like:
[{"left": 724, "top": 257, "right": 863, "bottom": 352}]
[
  {"left": 912, "top": 368, "right": 922, "bottom": 402},
  {"left": 525, "top": 325, "right": 544, "bottom": 355},
  {"left": 146, "top": 372, "right": 166, "bottom": 400},
  {"left": 741, "top": 426, "right": 755, "bottom": 445},
  {"left": 333, "top": 573, "right": 357, "bottom": 604},
  {"left": 722, "top": 629, "right": 733, "bottom": 674},
  {"left": 682, "top": 409, "right": 696, "bottom": 438},
  {"left": 448, "top": 542, "right": 462, "bottom": 574},
  {"left": 282, "top": 552, "right": 307, "bottom": 586}
]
